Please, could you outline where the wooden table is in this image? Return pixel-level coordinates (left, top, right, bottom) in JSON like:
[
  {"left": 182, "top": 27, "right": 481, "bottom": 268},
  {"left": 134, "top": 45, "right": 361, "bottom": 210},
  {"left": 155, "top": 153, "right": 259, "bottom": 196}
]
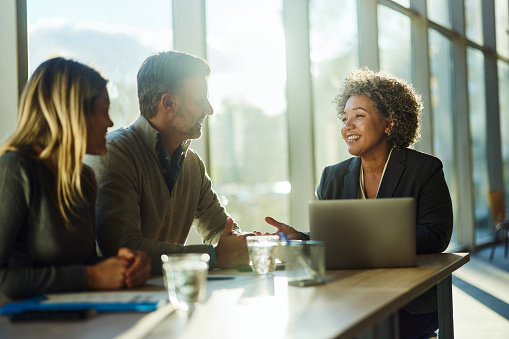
[{"left": 0, "top": 253, "right": 469, "bottom": 339}]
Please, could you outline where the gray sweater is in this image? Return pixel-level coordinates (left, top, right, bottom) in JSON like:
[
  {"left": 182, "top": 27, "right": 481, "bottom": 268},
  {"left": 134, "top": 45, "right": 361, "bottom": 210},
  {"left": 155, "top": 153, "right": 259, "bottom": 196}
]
[
  {"left": 85, "top": 116, "right": 237, "bottom": 274},
  {"left": 0, "top": 151, "right": 99, "bottom": 305}
]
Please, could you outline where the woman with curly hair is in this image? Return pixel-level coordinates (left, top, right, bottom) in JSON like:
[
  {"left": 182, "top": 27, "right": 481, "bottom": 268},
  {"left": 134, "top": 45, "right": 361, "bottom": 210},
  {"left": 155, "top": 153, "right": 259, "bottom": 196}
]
[
  {"left": 265, "top": 67, "right": 453, "bottom": 339},
  {"left": 0, "top": 57, "right": 151, "bottom": 305}
]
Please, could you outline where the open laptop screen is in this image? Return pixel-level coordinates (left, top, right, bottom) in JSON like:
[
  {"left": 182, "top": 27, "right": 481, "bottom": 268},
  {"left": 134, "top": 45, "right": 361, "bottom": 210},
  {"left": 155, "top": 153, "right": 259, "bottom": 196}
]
[{"left": 309, "top": 197, "right": 416, "bottom": 269}]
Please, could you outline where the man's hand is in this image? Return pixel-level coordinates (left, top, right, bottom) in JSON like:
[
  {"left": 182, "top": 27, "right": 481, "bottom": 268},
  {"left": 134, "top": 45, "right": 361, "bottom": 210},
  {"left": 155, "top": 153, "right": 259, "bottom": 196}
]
[{"left": 214, "top": 217, "right": 249, "bottom": 268}]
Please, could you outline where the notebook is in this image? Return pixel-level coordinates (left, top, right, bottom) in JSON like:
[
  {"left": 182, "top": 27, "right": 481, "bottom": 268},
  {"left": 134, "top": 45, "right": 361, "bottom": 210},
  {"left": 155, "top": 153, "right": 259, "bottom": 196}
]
[
  {"left": 309, "top": 197, "right": 416, "bottom": 269},
  {"left": 0, "top": 291, "right": 167, "bottom": 318}
]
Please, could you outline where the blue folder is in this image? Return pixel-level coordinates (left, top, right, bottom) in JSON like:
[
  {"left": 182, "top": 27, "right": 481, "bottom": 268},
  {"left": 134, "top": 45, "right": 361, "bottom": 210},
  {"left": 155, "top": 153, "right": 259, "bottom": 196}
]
[{"left": 0, "top": 295, "right": 166, "bottom": 315}]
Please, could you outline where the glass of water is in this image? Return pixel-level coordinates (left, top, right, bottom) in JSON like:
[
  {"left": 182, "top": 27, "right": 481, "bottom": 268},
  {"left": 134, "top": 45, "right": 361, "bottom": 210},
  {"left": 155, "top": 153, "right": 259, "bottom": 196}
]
[
  {"left": 246, "top": 235, "right": 280, "bottom": 276},
  {"left": 161, "top": 253, "right": 210, "bottom": 309}
]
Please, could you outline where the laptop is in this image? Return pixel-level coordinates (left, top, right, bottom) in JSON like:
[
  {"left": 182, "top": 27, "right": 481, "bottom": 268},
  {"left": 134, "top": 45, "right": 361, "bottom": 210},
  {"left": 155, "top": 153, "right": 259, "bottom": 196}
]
[{"left": 309, "top": 197, "right": 416, "bottom": 269}]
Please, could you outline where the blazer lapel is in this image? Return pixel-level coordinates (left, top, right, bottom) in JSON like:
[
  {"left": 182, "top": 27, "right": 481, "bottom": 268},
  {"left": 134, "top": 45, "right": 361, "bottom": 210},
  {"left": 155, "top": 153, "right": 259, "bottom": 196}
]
[
  {"left": 377, "top": 149, "right": 407, "bottom": 198},
  {"left": 343, "top": 157, "right": 361, "bottom": 199}
]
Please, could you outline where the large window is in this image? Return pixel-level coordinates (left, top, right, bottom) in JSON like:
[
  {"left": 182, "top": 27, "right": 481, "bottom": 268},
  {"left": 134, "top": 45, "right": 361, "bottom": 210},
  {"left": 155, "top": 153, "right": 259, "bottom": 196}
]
[
  {"left": 391, "top": 0, "right": 409, "bottom": 8},
  {"left": 427, "top": 0, "right": 451, "bottom": 29},
  {"left": 467, "top": 47, "right": 490, "bottom": 242},
  {"left": 309, "top": 0, "right": 358, "bottom": 184},
  {"left": 378, "top": 4, "right": 413, "bottom": 82},
  {"left": 465, "top": 0, "right": 483, "bottom": 46},
  {"left": 27, "top": 0, "right": 173, "bottom": 129},
  {"left": 205, "top": 0, "right": 290, "bottom": 232},
  {"left": 429, "top": 28, "right": 458, "bottom": 246},
  {"left": 499, "top": 60, "right": 509, "bottom": 202},
  {"left": 495, "top": 0, "right": 509, "bottom": 59}
]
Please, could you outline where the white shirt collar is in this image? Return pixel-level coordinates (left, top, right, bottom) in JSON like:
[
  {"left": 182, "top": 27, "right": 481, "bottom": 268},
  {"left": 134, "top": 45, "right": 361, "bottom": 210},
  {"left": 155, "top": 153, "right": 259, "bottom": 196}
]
[{"left": 358, "top": 148, "right": 393, "bottom": 199}]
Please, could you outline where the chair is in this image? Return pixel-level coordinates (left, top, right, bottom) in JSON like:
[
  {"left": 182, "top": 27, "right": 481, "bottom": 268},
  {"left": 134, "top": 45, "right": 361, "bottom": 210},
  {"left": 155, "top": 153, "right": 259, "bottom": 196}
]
[{"left": 488, "top": 190, "right": 509, "bottom": 261}]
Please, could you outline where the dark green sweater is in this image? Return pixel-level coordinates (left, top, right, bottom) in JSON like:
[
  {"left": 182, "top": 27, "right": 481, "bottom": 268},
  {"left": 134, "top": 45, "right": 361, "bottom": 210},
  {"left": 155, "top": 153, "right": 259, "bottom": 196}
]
[{"left": 0, "top": 151, "right": 100, "bottom": 305}]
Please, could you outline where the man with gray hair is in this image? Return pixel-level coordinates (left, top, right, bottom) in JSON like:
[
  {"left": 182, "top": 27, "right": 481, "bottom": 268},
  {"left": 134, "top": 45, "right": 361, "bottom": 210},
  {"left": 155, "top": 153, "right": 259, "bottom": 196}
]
[{"left": 86, "top": 51, "right": 249, "bottom": 274}]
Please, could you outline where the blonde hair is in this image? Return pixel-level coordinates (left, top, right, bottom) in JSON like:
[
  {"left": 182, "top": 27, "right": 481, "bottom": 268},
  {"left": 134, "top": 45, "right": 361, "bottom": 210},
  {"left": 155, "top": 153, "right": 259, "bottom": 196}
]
[{"left": 0, "top": 57, "right": 107, "bottom": 228}]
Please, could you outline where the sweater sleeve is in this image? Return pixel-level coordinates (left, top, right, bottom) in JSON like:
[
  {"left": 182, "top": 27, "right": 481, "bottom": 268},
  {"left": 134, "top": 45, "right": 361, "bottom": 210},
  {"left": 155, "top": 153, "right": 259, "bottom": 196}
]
[
  {"left": 193, "top": 154, "right": 240, "bottom": 246},
  {"left": 0, "top": 154, "right": 88, "bottom": 304}
]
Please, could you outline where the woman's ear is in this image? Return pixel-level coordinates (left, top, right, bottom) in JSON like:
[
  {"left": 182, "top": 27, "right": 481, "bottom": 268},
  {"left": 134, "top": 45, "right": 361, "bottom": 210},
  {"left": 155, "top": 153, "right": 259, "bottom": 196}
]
[{"left": 385, "top": 118, "right": 395, "bottom": 135}]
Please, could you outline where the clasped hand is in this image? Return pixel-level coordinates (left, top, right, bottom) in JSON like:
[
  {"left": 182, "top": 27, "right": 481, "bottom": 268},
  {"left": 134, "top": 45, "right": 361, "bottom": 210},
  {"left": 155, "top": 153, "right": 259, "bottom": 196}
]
[{"left": 85, "top": 248, "right": 151, "bottom": 290}]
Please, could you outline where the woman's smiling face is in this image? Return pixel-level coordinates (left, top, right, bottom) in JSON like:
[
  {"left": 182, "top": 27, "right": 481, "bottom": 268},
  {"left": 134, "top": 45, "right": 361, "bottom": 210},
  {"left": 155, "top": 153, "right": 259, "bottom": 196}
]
[
  {"left": 340, "top": 94, "right": 392, "bottom": 159},
  {"left": 85, "top": 89, "right": 113, "bottom": 155}
]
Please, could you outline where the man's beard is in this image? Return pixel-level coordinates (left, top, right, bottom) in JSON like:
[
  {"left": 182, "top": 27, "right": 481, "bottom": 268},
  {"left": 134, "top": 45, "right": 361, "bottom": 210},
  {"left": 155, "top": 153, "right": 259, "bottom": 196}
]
[{"left": 175, "top": 106, "right": 204, "bottom": 139}]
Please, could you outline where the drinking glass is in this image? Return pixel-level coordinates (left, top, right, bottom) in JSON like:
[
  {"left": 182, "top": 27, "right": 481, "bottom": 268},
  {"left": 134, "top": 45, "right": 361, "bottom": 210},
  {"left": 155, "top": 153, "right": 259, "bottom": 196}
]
[
  {"left": 246, "top": 235, "right": 280, "bottom": 275},
  {"left": 161, "top": 253, "right": 210, "bottom": 309}
]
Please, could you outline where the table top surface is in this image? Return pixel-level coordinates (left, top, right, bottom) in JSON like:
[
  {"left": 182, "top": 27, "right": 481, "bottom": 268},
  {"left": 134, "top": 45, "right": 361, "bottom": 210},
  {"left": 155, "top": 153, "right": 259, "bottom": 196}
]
[{"left": 0, "top": 252, "right": 470, "bottom": 339}]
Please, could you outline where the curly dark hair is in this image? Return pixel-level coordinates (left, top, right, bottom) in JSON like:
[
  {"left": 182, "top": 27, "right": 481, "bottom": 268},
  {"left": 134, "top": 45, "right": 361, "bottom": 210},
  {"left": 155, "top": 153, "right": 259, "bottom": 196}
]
[{"left": 333, "top": 67, "right": 422, "bottom": 149}]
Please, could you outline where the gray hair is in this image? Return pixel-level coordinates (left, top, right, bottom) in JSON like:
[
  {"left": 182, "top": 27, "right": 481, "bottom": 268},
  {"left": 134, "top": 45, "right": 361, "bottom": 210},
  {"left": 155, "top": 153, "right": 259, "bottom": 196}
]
[{"left": 137, "top": 51, "right": 211, "bottom": 118}]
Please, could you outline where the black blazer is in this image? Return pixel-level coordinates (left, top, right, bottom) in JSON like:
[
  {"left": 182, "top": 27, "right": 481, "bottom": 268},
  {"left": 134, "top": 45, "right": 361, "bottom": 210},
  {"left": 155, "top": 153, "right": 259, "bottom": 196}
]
[{"left": 316, "top": 148, "right": 453, "bottom": 255}]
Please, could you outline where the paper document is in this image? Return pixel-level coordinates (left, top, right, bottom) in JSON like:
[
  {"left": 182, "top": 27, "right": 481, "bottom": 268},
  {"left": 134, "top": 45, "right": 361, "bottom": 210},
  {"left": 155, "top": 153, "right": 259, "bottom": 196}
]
[{"left": 41, "top": 291, "right": 167, "bottom": 304}]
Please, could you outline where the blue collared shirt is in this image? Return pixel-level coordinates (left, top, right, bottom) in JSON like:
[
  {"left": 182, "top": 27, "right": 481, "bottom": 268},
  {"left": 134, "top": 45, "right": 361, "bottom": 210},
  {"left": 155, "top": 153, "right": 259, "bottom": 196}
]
[{"left": 155, "top": 135, "right": 184, "bottom": 195}]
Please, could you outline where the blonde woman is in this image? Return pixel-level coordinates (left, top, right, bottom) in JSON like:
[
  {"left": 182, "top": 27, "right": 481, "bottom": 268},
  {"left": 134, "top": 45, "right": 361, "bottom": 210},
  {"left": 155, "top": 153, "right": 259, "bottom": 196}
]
[{"left": 0, "top": 57, "right": 151, "bottom": 305}]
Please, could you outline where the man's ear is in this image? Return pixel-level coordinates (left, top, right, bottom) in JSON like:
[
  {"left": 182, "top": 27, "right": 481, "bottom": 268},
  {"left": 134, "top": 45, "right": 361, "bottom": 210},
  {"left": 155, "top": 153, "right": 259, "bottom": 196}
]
[{"left": 161, "top": 93, "right": 177, "bottom": 114}]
